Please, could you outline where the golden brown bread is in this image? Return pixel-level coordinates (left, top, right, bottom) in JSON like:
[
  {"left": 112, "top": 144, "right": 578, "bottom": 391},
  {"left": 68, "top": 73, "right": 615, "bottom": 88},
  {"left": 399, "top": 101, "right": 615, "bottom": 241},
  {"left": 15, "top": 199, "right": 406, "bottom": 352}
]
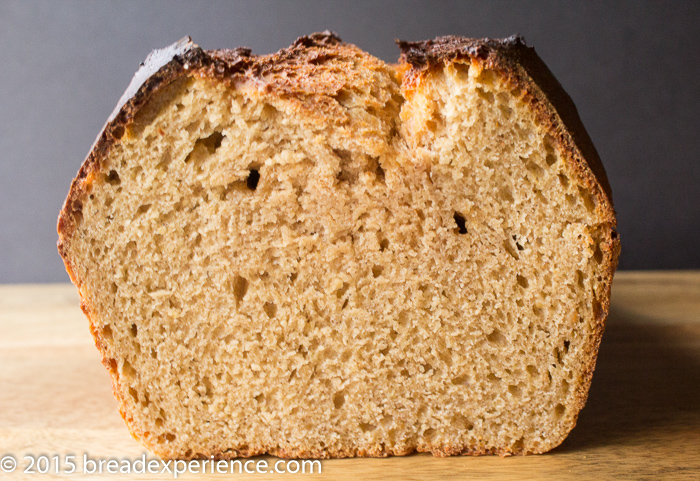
[{"left": 58, "top": 32, "right": 619, "bottom": 458}]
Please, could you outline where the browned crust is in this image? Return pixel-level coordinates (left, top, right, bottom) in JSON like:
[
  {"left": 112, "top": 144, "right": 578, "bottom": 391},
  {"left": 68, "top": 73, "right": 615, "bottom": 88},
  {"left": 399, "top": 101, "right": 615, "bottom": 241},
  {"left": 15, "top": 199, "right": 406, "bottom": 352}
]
[{"left": 57, "top": 33, "right": 620, "bottom": 460}]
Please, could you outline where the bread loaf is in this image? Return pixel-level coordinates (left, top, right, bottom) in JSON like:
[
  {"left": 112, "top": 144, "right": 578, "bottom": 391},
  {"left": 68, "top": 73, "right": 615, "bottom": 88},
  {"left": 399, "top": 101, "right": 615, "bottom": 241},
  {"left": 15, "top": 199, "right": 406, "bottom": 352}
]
[{"left": 57, "top": 32, "right": 620, "bottom": 458}]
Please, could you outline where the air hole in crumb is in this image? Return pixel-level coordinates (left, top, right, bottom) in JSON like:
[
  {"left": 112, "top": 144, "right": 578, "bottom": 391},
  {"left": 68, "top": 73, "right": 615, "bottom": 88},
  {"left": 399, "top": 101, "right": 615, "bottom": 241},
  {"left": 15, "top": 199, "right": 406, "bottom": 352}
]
[
  {"left": 561, "top": 379, "right": 570, "bottom": 394},
  {"left": 527, "top": 365, "right": 539, "bottom": 377},
  {"left": 389, "top": 328, "right": 399, "bottom": 341},
  {"left": 128, "top": 387, "right": 138, "bottom": 402},
  {"left": 254, "top": 394, "right": 264, "bottom": 403},
  {"left": 332, "top": 89, "right": 351, "bottom": 105},
  {"left": 576, "top": 270, "right": 586, "bottom": 288},
  {"left": 513, "top": 235, "right": 524, "bottom": 251},
  {"left": 122, "top": 360, "right": 136, "bottom": 378},
  {"left": 375, "top": 161, "right": 385, "bottom": 183},
  {"left": 290, "top": 272, "right": 298, "bottom": 283},
  {"left": 579, "top": 187, "right": 596, "bottom": 213},
  {"left": 593, "top": 298, "right": 603, "bottom": 320},
  {"left": 232, "top": 275, "right": 249, "bottom": 304},
  {"left": 546, "top": 153, "right": 557, "bottom": 167},
  {"left": 505, "top": 240, "right": 519, "bottom": 260},
  {"left": 335, "top": 282, "right": 349, "bottom": 299},
  {"left": 372, "top": 265, "right": 384, "bottom": 278},
  {"left": 558, "top": 174, "right": 569, "bottom": 188},
  {"left": 101, "top": 325, "right": 113, "bottom": 340},
  {"left": 454, "top": 62, "right": 470, "bottom": 80},
  {"left": 555, "top": 347, "right": 564, "bottom": 364},
  {"left": 477, "top": 88, "right": 495, "bottom": 103},
  {"left": 517, "top": 274, "right": 529, "bottom": 288},
  {"left": 263, "top": 302, "right": 277, "bottom": 319},
  {"left": 201, "top": 131, "right": 224, "bottom": 154},
  {"left": 566, "top": 194, "right": 576, "bottom": 205},
  {"left": 543, "top": 133, "right": 556, "bottom": 152},
  {"left": 451, "top": 413, "right": 474, "bottom": 431},
  {"left": 136, "top": 204, "right": 151, "bottom": 216},
  {"left": 525, "top": 160, "right": 544, "bottom": 178},
  {"left": 451, "top": 374, "right": 470, "bottom": 385},
  {"left": 261, "top": 103, "right": 278, "bottom": 118},
  {"left": 487, "top": 329, "right": 505, "bottom": 344},
  {"left": 453, "top": 212, "right": 468, "bottom": 234},
  {"left": 508, "top": 385, "right": 521, "bottom": 397},
  {"left": 497, "top": 91, "right": 510, "bottom": 104},
  {"left": 156, "top": 152, "right": 172, "bottom": 171},
  {"left": 499, "top": 186, "right": 514, "bottom": 202},
  {"left": 477, "top": 68, "right": 496, "bottom": 85},
  {"left": 379, "top": 237, "right": 390, "bottom": 251},
  {"left": 563, "top": 340, "right": 570, "bottom": 353},
  {"left": 488, "top": 373, "right": 501, "bottom": 383},
  {"left": 130, "top": 324, "right": 138, "bottom": 337},
  {"left": 333, "top": 392, "right": 345, "bottom": 409},
  {"left": 359, "top": 422, "right": 376, "bottom": 432},
  {"left": 105, "top": 170, "right": 121, "bottom": 186},
  {"left": 165, "top": 433, "right": 176, "bottom": 442},
  {"left": 593, "top": 244, "right": 604, "bottom": 264},
  {"left": 554, "top": 403, "right": 566, "bottom": 419},
  {"left": 499, "top": 104, "right": 513, "bottom": 118},
  {"left": 246, "top": 169, "right": 260, "bottom": 190},
  {"left": 334, "top": 149, "right": 356, "bottom": 182}
]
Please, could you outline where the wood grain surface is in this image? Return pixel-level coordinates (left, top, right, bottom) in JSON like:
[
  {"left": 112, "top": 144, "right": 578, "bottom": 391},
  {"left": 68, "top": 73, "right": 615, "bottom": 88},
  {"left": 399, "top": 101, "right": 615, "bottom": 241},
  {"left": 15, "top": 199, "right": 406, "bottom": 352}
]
[{"left": 1, "top": 271, "right": 699, "bottom": 480}]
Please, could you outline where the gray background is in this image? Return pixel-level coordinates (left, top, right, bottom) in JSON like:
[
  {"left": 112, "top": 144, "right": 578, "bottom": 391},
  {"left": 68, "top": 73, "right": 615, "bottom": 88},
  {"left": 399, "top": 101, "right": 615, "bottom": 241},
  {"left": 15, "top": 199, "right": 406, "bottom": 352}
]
[{"left": 1, "top": 0, "right": 698, "bottom": 283}]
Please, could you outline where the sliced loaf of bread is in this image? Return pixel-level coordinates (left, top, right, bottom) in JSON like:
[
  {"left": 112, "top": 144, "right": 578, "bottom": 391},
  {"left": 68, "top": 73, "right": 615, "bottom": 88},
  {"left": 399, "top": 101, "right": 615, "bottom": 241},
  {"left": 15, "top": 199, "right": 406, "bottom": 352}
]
[{"left": 58, "top": 32, "right": 619, "bottom": 458}]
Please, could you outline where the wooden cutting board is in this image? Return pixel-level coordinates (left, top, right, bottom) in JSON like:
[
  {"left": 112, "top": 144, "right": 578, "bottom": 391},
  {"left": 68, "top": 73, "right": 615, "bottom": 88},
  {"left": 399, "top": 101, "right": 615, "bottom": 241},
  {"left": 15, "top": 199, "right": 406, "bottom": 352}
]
[{"left": 1, "top": 271, "right": 699, "bottom": 480}]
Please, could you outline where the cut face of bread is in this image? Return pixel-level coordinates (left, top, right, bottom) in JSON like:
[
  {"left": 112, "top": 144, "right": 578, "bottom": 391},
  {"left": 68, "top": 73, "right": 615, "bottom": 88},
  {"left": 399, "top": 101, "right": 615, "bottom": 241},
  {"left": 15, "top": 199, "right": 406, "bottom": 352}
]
[{"left": 58, "top": 33, "right": 619, "bottom": 458}]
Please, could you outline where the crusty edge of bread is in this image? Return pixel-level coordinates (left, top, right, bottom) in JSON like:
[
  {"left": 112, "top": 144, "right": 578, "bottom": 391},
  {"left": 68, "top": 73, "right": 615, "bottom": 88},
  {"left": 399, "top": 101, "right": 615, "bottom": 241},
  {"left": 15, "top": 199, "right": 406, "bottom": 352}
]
[{"left": 57, "top": 33, "right": 620, "bottom": 459}]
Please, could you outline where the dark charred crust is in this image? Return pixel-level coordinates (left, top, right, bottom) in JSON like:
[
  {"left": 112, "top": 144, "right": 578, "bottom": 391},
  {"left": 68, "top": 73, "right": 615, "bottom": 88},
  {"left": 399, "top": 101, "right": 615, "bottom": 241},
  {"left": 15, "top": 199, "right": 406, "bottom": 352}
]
[
  {"left": 292, "top": 30, "right": 342, "bottom": 49},
  {"left": 397, "top": 35, "right": 526, "bottom": 68}
]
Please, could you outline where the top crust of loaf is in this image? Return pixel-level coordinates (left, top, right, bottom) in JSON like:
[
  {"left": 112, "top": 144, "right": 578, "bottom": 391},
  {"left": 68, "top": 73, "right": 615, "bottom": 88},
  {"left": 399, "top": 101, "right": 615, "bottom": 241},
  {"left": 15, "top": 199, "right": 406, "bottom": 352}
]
[{"left": 57, "top": 32, "right": 620, "bottom": 458}]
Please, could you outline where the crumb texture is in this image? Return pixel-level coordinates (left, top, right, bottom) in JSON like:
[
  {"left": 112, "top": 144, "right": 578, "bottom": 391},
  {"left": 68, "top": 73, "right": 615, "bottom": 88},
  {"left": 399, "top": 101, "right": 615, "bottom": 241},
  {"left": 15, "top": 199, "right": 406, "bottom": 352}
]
[{"left": 60, "top": 38, "right": 617, "bottom": 458}]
